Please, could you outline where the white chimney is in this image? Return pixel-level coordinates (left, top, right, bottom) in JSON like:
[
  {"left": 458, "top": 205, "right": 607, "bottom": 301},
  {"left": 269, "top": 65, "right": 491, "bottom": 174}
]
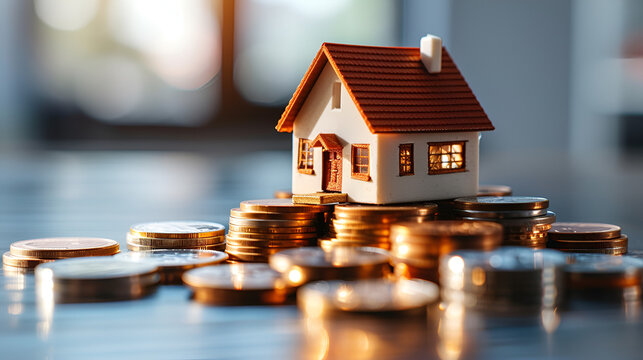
[{"left": 420, "top": 34, "right": 442, "bottom": 73}]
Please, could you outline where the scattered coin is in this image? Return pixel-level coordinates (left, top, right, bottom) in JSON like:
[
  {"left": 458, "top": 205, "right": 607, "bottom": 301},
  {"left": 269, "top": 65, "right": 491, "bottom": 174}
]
[
  {"left": 10, "top": 237, "right": 120, "bottom": 259},
  {"left": 35, "top": 257, "right": 159, "bottom": 303},
  {"left": 130, "top": 221, "right": 225, "bottom": 239},
  {"left": 182, "top": 263, "right": 295, "bottom": 305},
  {"left": 2, "top": 251, "right": 54, "bottom": 269},
  {"left": 115, "top": 249, "right": 228, "bottom": 284},
  {"left": 298, "top": 279, "right": 439, "bottom": 316},
  {"left": 269, "top": 246, "right": 391, "bottom": 286}
]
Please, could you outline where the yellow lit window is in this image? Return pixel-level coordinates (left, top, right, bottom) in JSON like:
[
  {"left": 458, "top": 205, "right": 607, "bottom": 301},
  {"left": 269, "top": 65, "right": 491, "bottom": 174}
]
[
  {"left": 428, "top": 141, "right": 465, "bottom": 174},
  {"left": 298, "top": 139, "right": 314, "bottom": 174},
  {"left": 399, "top": 143, "right": 414, "bottom": 176},
  {"left": 351, "top": 144, "right": 370, "bottom": 180}
]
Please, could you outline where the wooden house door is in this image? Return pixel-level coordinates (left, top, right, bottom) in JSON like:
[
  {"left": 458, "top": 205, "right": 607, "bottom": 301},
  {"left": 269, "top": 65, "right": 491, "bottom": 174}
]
[{"left": 322, "top": 150, "right": 342, "bottom": 192}]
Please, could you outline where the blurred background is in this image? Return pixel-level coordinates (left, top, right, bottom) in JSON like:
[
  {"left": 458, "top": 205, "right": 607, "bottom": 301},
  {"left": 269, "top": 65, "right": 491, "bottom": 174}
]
[{"left": 0, "top": 0, "right": 642, "bottom": 244}]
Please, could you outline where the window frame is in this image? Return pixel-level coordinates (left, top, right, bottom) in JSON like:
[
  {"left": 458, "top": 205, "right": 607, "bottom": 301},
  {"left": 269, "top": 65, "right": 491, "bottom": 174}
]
[
  {"left": 331, "top": 81, "right": 342, "bottom": 110},
  {"left": 297, "top": 138, "right": 314, "bottom": 174},
  {"left": 427, "top": 141, "right": 467, "bottom": 175},
  {"left": 351, "top": 144, "right": 370, "bottom": 181},
  {"left": 399, "top": 143, "right": 414, "bottom": 176}
]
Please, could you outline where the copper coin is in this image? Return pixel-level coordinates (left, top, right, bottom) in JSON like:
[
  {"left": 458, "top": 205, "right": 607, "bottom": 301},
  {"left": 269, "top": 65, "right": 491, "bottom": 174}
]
[
  {"left": 2, "top": 252, "right": 54, "bottom": 269},
  {"left": 477, "top": 185, "right": 512, "bottom": 197},
  {"left": 226, "top": 231, "right": 317, "bottom": 240},
  {"left": 298, "top": 279, "right": 439, "bottom": 314},
  {"left": 452, "top": 208, "right": 548, "bottom": 219},
  {"left": 240, "top": 199, "right": 332, "bottom": 213},
  {"left": 565, "top": 253, "right": 643, "bottom": 288},
  {"left": 229, "top": 217, "right": 320, "bottom": 228},
  {"left": 126, "top": 233, "right": 225, "bottom": 247},
  {"left": 230, "top": 208, "right": 321, "bottom": 220},
  {"left": 273, "top": 190, "right": 293, "bottom": 199},
  {"left": 555, "top": 247, "right": 627, "bottom": 255},
  {"left": 270, "top": 246, "right": 391, "bottom": 272},
  {"left": 126, "top": 242, "right": 226, "bottom": 252},
  {"left": 182, "top": 263, "right": 294, "bottom": 305},
  {"left": 390, "top": 220, "right": 503, "bottom": 239},
  {"left": 11, "top": 237, "right": 119, "bottom": 259},
  {"left": 226, "top": 237, "right": 312, "bottom": 248},
  {"left": 548, "top": 222, "right": 622, "bottom": 240},
  {"left": 334, "top": 204, "right": 437, "bottom": 217},
  {"left": 228, "top": 224, "right": 318, "bottom": 234},
  {"left": 130, "top": 221, "right": 225, "bottom": 239},
  {"left": 453, "top": 196, "right": 549, "bottom": 211},
  {"left": 548, "top": 235, "right": 628, "bottom": 249}
]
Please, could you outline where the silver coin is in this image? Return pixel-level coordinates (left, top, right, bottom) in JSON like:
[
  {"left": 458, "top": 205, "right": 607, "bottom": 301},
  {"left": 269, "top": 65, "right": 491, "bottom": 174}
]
[
  {"left": 115, "top": 249, "right": 228, "bottom": 269},
  {"left": 130, "top": 221, "right": 225, "bottom": 236}
]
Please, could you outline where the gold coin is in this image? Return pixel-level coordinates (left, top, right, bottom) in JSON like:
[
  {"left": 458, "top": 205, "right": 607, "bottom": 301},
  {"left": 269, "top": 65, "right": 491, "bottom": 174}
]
[
  {"left": 548, "top": 222, "right": 622, "bottom": 240},
  {"left": 453, "top": 196, "right": 549, "bottom": 211},
  {"left": 126, "top": 233, "right": 225, "bottom": 247},
  {"left": 225, "top": 250, "right": 270, "bottom": 262},
  {"left": 2, "top": 252, "right": 54, "bottom": 269},
  {"left": 240, "top": 199, "right": 332, "bottom": 213},
  {"left": 230, "top": 208, "right": 321, "bottom": 220},
  {"left": 10, "top": 237, "right": 119, "bottom": 259},
  {"left": 228, "top": 224, "right": 318, "bottom": 234},
  {"left": 229, "top": 217, "right": 320, "bottom": 228},
  {"left": 334, "top": 204, "right": 437, "bottom": 217},
  {"left": 226, "top": 244, "right": 295, "bottom": 255},
  {"left": 182, "top": 263, "right": 295, "bottom": 305},
  {"left": 226, "top": 231, "right": 318, "bottom": 240},
  {"left": 126, "top": 242, "right": 226, "bottom": 252},
  {"left": 226, "top": 237, "right": 312, "bottom": 248},
  {"left": 320, "top": 239, "right": 390, "bottom": 250},
  {"left": 129, "top": 221, "right": 225, "bottom": 239}
]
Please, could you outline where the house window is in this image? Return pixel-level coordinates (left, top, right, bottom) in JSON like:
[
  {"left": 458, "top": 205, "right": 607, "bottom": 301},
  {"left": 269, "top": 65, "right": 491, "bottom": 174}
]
[
  {"left": 332, "top": 81, "right": 341, "bottom": 109},
  {"left": 351, "top": 144, "right": 370, "bottom": 180},
  {"left": 428, "top": 141, "right": 466, "bottom": 174},
  {"left": 298, "top": 139, "right": 314, "bottom": 174},
  {"left": 399, "top": 144, "right": 414, "bottom": 176}
]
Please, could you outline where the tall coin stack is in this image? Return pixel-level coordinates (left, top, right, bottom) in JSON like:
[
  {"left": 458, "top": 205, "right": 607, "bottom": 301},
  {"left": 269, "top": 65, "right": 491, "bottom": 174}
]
[
  {"left": 325, "top": 204, "right": 438, "bottom": 250},
  {"left": 547, "top": 223, "right": 627, "bottom": 255},
  {"left": 565, "top": 253, "right": 643, "bottom": 303},
  {"left": 127, "top": 221, "right": 226, "bottom": 252},
  {"left": 4, "top": 237, "right": 120, "bottom": 270},
  {"left": 226, "top": 199, "right": 333, "bottom": 262},
  {"left": 440, "top": 247, "right": 567, "bottom": 313},
  {"left": 452, "top": 196, "right": 555, "bottom": 249},
  {"left": 390, "top": 221, "right": 503, "bottom": 282}
]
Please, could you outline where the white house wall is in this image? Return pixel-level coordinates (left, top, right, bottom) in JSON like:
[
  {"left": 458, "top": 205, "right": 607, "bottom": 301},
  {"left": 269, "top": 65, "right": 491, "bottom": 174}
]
[
  {"left": 376, "top": 132, "right": 479, "bottom": 203},
  {"left": 292, "top": 63, "right": 378, "bottom": 203}
]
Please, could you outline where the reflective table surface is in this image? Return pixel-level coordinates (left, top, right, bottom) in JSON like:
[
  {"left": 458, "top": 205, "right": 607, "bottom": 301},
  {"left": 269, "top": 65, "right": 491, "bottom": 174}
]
[{"left": 1, "top": 147, "right": 643, "bottom": 359}]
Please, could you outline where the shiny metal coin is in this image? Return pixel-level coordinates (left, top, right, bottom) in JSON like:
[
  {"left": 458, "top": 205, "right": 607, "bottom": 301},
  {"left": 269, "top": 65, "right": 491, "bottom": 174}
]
[
  {"left": 548, "top": 222, "right": 622, "bottom": 240},
  {"left": 452, "top": 208, "right": 548, "bottom": 219},
  {"left": 298, "top": 279, "right": 439, "bottom": 315},
  {"left": 240, "top": 199, "right": 332, "bottom": 213},
  {"left": 11, "top": 237, "right": 119, "bottom": 259},
  {"left": 130, "top": 221, "right": 225, "bottom": 239},
  {"left": 2, "top": 251, "right": 54, "bottom": 269},
  {"left": 453, "top": 196, "right": 549, "bottom": 211},
  {"left": 126, "top": 233, "right": 225, "bottom": 247},
  {"left": 477, "top": 185, "right": 512, "bottom": 197}
]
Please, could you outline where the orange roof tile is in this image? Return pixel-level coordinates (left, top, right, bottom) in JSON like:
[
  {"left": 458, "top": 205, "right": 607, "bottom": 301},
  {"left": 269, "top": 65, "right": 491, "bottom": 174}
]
[
  {"left": 276, "top": 43, "right": 494, "bottom": 134},
  {"left": 311, "top": 133, "right": 342, "bottom": 150}
]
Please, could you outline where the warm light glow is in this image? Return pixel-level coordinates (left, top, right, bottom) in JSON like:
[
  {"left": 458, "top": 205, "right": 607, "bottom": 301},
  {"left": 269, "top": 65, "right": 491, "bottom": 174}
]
[
  {"left": 335, "top": 284, "right": 353, "bottom": 305},
  {"left": 288, "top": 268, "right": 304, "bottom": 285},
  {"left": 471, "top": 267, "right": 485, "bottom": 286},
  {"left": 448, "top": 256, "right": 465, "bottom": 274},
  {"left": 35, "top": 0, "right": 99, "bottom": 31}
]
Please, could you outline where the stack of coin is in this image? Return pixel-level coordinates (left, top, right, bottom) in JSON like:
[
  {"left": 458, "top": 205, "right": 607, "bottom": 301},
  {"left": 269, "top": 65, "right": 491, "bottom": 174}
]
[
  {"left": 115, "top": 249, "right": 228, "bottom": 284},
  {"left": 127, "top": 221, "right": 226, "bottom": 252},
  {"left": 390, "top": 221, "right": 503, "bottom": 282},
  {"left": 452, "top": 196, "right": 555, "bottom": 248},
  {"left": 226, "top": 199, "right": 333, "bottom": 262},
  {"left": 477, "top": 184, "right": 512, "bottom": 197},
  {"left": 182, "top": 263, "right": 295, "bottom": 305},
  {"left": 547, "top": 222, "right": 627, "bottom": 255},
  {"left": 325, "top": 204, "right": 438, "bottom": 250},
  {"left": 298, "top": 278, "right": 439, "bottom": 316},
  {"left": 440, "top": 247, "right": 567, "bottom": 312},
  {"left": 564, "top": 253, "right": 643, "bottom": 303},
  {"left": 269, "top": 246, "right": 392, "bottom": 287},
  {"left": 3, "top": 237, "right": 120, "bottom": 270},
  {"left": 35, "top": 256, "right": 159, "bottom": 303}
]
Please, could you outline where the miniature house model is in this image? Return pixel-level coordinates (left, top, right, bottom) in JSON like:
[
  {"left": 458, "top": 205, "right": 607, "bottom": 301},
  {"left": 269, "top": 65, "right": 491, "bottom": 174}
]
[{"left": 276, "top": 35, "right": 494, "bottom": 204}]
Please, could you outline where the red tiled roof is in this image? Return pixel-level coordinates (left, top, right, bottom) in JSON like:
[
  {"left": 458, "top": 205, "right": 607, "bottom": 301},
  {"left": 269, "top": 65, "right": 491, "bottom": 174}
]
[
  {"left": 311, "top": 133, "right": 342, "bottom": 150},
  {"left": 276, "top": 43, "right": 494, "bottom": 133}
]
